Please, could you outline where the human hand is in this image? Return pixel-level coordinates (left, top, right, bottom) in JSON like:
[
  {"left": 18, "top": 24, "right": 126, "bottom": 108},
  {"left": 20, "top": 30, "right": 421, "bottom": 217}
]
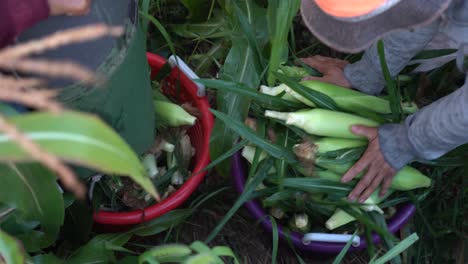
[
  {"left": 300, "top": 55, "right": 352, "bottom": 88},
  {"left": 341, "top": 125, "right": 397, "bottom": 203},
  {"left": 48, "top": 0, "right": 92, "bottom": 16}
]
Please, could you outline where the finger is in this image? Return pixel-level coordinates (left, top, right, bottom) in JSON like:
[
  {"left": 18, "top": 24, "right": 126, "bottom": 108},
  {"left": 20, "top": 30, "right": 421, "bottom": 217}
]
[
  {"left": 379, "top": 174, "right": 393, "bottom": 198},
  {"left": 347, "top": 165, "right": 376, "bottom": 201},
  {"left": 358, "top": 172, "right": 384, "bottom": 203},
  {"left": 302, "top": 76, "right": 322, "bottom": 81},
  {"left": 313, "top": 55, "right": 349, "bottom": 68},
  {"left": 300, "top": 57, "right": 329, "bottom": 74},
  {"left": 341, "top": 156, "right": 369, "bottom": 183},
  {"left": 350, "top": 125, "right": 377, "bottom": 141}
]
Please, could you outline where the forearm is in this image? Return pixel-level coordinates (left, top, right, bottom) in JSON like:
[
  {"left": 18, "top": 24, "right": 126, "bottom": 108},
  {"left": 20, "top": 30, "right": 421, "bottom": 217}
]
[
  {"left": 0, "top": 0, "right": 50, "bottom": 48},
  {"left": 379, "top": 77, "right": 468, "bottom": 170},
  {"left": 344, "top": 20, "right": 440, "bottom": 95}
]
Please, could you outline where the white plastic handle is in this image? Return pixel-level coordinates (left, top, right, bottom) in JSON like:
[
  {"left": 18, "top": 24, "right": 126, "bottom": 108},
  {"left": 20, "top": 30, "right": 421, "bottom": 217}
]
[
  {"left": 302, "top": 233, "right": 361, "bottom": 247},
  {"left": 168, "top": 55, "right": 206, "bottom": 97}
]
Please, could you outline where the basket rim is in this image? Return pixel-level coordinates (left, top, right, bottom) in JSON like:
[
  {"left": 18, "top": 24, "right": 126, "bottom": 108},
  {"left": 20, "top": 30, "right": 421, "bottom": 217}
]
[
  {"left": 93, "top": 52, "right": 213, "bottom": 226},
  {"left": 231, "top": 151, "right": 416, "bottom": 254}
]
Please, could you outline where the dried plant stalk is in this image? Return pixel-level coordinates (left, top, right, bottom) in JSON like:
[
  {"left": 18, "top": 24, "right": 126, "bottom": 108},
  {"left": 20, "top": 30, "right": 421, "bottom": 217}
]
[
  {"left": 0, "top": 24, "right": 124, "bottom": 60},
  {"left": 0, "top": 88, "right": 61, "bottom": 112},
  {"left": 0, "top": 75, "right": 44, "bottom": 89},
  {"left": 0, "top": 59, "right": 99, "bottom": 84},
  {"left": 0, "top": 114, "right": 86, "bottom": 198}
]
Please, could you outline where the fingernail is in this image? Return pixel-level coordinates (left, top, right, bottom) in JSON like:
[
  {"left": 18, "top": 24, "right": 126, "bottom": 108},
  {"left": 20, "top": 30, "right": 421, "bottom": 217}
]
[
  {"left": 348, "top": 195, "right": 356, "bottom": 201},
  {"left": 359, "top": 198, "right": 366, "bottom": 203}
]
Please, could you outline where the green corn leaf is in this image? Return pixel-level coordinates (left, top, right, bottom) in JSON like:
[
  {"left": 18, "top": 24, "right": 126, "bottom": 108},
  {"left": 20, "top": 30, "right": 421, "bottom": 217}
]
[
  {"left": 377, "top": 40, "right": 403, "bottom": 122},
  {"left": 211, "top": 109, "right": 297, "bottom": 163},
  {"left": 32, "top": 254, "right": 63, "bottom": 264},
  {"left": 139, "top": 0, "right": 151, "bottom": 36},
  {"left": 210, "top": 0, "right": 268, "bottom": 178},
  {"left": 269, "top": 216, "right": 279, "bottom": 264},
  {"left": 370, "top": 212, "right": 401, "bottom": 264},
  {"left": 141, "top": 11, "right": 177, "bottom": 61},
  {"left": 276, "top": 178, "right": 352, "bottom": 197},
  {"left": 139, "top": 244, "right": 192, "bottom": 264},
  {"left": 67, "top": 233, "right": 132, "bottom": 264},
  {"left": 232, "top": 1, "right": 267, "bottom": 69},
  {"left": 183, "top": 253, "right": 223, "bottom": 264},
  {"left": 0, "top": 229, "right": 25, "bottom": 264},
  {"left": 273, "top": 72, "right": 339, "bottom": 110},
  {"left": 201, "top": 139, "right": 248, "bottom": 173},
  {"left": 180, "top": 0, "right": 213, "bottom": 22},
  {"left": 267, "top": 0, "right": 301, "bottom": 85},
  {"left": 206, "top": 159, "right": 274, "bottom": 243},
  {"left": 131, "top": 209, "right": 193, "bottom": 237},
  {"left": 190, "top": 241, "right": 211, "bottom": 253},
  {"left": 171, "top": 12, "right": 229, "bottom": 39},
  {"left": 370, "top": 233, "right": 419, "bottom": 264},
  {"left": 211, "top": 246, "right": 240, "bottom": 264},
  {"left": 0, "top": 111, "right": 157, "bottom": 199},
  {"left": 0, "top": 163, "right": 63, "bottom": 251},
  {"left": 197, "top": 79, "right": 304, "bottom": 110},
  {"left": 332, "top": 230, "right": 358, "bottom": 264}
]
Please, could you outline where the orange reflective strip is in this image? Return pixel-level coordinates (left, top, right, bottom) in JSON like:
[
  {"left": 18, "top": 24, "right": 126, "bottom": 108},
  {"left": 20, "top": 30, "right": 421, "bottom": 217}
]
[{"left": 315, "top": 0, "right": 386, "bottom": 17}]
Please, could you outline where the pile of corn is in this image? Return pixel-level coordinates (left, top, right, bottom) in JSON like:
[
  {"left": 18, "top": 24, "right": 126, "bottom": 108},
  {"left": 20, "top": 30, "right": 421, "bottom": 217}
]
[
  {"left": 97, "top": 84, "right": 198, "bottom": 211},
  {"left": 240, "top": 66, "right": 431, "bottom": 233}
]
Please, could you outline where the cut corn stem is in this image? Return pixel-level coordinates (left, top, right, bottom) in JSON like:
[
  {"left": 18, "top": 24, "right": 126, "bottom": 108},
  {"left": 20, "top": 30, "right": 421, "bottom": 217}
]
[
  {"left": 289, "top": 213, "right": 311, "bottom": 233},
  {"left": 143, "top": 154, "right": 158, "bottom": 179},
  {"left": 265, "top": 108, "right": 379, "bottom": 139},
  {"left": 270, "top": 208, "right": 286, "bottom": 220},
  {"left": 162, "top": 142, "right": 175, "bottom": 153},
  {"left": 325, "top": 209, "right": 356, "bottom": 230},
  {"left": 326, "top": 189, "right": 389, "bottom": 230},
  {"left": 241, "top": 145, "right": 268, "bottom": 163},
  {"left": 154, "top": 100, "right": 196, "bottom": 127}
]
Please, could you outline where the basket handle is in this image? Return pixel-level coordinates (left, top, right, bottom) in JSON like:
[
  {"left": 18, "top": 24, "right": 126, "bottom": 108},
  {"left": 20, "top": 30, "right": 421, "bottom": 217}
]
[{"left": 168, "top": 55, "right": 206, "bottom": 97}]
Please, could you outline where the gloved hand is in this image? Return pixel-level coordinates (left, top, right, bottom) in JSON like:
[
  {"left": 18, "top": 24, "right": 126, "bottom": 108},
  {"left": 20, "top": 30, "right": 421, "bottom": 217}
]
[{"left": 48, "top": 0, "right": 92, "bottom": 16}]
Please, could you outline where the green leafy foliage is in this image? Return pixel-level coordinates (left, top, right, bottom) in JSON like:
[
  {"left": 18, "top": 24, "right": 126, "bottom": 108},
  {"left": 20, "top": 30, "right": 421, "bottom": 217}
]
[
  {"left": 0, "top": 229, "right": 25, "bottom": 264},
  {"left": 0, "top": 111, "right": 158, "bottom": 199},
  {"left": 210, "top": 0, "right": 269, "bottom": 177},
  {"left": 267, "top": 0, "right": 301, "bottom": 85},
  {"left": 0, "top": 163, "right": 63, "bottom": 251}
]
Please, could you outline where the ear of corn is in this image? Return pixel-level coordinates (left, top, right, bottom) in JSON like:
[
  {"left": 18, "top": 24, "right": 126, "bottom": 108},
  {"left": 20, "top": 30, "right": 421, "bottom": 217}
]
[
  {"left": 265, "top": 108, "right": 379, "bottom": 139},
  {"left": 313, "top": 137, "right": 368, "bottom": 154},
  {"left": 317, "top": 161, "right": 431, "bottom": 190},
  {"left": 154, "top": 100, "right": 197, "bottom": 127},
  {"left": 326, "top": 189, "right": 391, "bottom": 230},
  {"left": 268, "top": 80, "right": 418, "bottom": 115},
  {"left": 325, "top": 209, "right": 356, "bottom": 230}
]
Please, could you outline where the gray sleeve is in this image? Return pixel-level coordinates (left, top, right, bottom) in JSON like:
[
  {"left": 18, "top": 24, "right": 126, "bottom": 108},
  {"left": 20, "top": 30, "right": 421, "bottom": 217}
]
[
  {"left": 378, "top": 76, "right": 468, "bottom": 170},
  {"left": 343, "top": 21, "right": 440, "bottom": 95}
]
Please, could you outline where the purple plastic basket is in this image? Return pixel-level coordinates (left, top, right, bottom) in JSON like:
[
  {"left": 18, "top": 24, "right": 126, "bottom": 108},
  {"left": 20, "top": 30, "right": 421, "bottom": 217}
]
[{"left": 232, "top": 151, "right": 416, "bottom": 254}]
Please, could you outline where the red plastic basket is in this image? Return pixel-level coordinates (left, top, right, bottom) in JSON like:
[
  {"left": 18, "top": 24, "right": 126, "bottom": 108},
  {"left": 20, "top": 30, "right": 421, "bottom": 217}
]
[{"left": 93, "top": 52, "right": 213, "bottom": 226}]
